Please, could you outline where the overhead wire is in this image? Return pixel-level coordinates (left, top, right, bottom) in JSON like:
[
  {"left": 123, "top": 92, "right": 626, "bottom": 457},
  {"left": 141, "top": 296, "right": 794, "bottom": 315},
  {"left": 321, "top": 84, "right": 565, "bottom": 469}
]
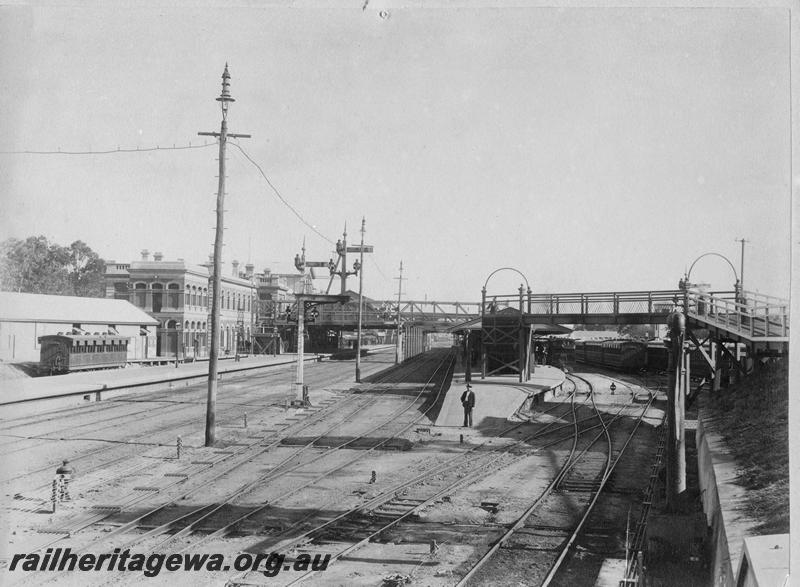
[
  {"left": 4, "top": 137, "right": 387, "bottom": 285},
  {"left": 0, "top": 143, "right": 216, "bottom": 155},
  {"left": 229, "top": 140, "right": 335, "bottom": 246}
]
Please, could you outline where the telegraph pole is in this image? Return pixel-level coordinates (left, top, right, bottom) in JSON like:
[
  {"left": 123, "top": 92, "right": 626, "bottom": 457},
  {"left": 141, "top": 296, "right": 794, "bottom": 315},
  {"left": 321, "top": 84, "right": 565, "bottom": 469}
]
[
  {"left": 198, "top": 64, "right": 251, "bottom": 447},
  {"left": 355, "top": 218, "right": 366, "bottom": 383},
  {"left": 394, "top": 261, "right": 405, "bottom": 365}
]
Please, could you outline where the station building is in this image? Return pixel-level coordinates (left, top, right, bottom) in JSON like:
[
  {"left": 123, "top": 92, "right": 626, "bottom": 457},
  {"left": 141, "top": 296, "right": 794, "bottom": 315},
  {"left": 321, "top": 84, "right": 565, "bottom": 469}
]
[
  {"left": 0, "top": 291, "right": 158, "bottom": 363},
  {"left": 104, "top": 250, "right": 258, "bottom": 359}
]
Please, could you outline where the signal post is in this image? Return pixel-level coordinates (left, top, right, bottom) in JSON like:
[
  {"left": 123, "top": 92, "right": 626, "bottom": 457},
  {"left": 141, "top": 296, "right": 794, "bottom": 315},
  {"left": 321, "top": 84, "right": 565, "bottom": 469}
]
[{"left": 288, "top": 293, "right": 349, "bottom": 406}]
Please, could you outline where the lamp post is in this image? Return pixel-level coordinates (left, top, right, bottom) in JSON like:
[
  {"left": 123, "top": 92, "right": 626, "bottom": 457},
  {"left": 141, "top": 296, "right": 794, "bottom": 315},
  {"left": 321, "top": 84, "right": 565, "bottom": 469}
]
[
  {"left": 175, "top": 322, "right": 181, "bottom": 368},
  {"left": 394, "top": 261, "right": 404, "bottom": 365}
]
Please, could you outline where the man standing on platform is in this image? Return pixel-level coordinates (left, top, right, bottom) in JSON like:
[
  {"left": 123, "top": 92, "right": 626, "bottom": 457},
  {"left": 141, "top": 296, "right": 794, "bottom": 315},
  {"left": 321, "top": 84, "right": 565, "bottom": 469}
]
[{"left": 461, "top": 384, "right": 476, "bottom": 427}]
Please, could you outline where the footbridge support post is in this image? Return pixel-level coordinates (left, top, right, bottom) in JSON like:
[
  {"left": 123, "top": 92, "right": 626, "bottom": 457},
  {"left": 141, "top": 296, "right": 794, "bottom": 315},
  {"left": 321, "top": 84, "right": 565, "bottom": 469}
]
[{"left": 667, "top": 307, "right": 687, "bottom": 510}]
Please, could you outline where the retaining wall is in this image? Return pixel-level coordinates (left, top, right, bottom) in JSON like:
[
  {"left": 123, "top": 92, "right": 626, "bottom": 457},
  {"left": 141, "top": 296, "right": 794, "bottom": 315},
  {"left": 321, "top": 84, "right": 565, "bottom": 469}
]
[{"left": 696, "top": 410, "right": 760, "bottom": 586}]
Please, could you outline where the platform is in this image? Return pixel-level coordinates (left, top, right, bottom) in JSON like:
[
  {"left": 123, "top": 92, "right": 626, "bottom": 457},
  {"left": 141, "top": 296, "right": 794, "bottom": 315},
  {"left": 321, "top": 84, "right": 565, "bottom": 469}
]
[
  {"left": 0, "top": 354, "right": 317, "bottom": 408},
  {"left": 435, "top": 365, "right": 565, "bottom": 427}
]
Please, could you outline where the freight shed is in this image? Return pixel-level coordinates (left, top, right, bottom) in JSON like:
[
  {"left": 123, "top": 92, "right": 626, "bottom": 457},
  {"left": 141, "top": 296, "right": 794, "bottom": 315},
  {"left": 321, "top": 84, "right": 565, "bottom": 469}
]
[{"left": 0, "top": 292, "right": 158, "bottom": 363}]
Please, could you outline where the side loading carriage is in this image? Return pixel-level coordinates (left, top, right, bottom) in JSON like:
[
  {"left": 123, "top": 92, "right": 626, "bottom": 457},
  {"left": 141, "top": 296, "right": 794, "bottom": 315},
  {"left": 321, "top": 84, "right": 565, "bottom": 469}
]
[{"left": 38, "top": 333, "right": 129, "bottom": 375}]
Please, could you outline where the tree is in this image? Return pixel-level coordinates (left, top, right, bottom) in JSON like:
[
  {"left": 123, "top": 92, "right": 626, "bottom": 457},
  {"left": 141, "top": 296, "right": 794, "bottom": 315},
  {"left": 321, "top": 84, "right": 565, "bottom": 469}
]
[
  {"left": 66, "top": 240, "right": 105, "bottom": 297},
  {"left": 0, "top": 236, "right": 105, "bottom": 297}
]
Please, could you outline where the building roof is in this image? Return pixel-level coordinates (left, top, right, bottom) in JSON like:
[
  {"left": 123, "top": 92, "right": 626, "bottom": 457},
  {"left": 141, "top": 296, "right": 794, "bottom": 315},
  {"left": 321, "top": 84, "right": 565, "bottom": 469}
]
[{"left": 0, "top": 292, "right": 158, "bottom": 325}]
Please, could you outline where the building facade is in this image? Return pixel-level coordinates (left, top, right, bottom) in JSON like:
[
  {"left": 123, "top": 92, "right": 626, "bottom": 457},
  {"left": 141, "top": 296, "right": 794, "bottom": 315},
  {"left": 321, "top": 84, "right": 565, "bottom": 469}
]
[{"left": 104, "top": 251, "right": 258, "bottom": 359}]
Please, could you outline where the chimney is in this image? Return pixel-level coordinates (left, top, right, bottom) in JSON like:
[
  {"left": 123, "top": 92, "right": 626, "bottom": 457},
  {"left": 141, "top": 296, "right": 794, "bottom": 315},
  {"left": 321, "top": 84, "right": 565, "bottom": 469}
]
[
  {"left": 141, "top": 249, "right": 150, "bottom": 261},
  {"left": 232, "top": 260, "right": 240, "bottom": 277},
  {"left": 245, "top": 263, "right": 254, "bottom": 278},
  {"left": 153, "top": 251, "right": 163, "bottom": 262}
]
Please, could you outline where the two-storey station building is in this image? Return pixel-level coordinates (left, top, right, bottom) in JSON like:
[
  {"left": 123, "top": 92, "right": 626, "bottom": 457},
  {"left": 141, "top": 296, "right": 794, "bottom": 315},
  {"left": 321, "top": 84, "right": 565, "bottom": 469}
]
[{"left": 104, "top": 250, "right": 258, "bottom": 359}]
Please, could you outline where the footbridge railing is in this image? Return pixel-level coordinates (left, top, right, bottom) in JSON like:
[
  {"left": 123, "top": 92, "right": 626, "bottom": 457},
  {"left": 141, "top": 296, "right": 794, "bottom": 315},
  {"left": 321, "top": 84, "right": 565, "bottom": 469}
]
[
  {"left": 483, "top": 290, "right": 682, "bottom": 318},
  {"left": 685, "top": 289, "right": 789, "bottom": 339},
  {"left": 318, "top": 300, "right": 482, "bottom": 327}
]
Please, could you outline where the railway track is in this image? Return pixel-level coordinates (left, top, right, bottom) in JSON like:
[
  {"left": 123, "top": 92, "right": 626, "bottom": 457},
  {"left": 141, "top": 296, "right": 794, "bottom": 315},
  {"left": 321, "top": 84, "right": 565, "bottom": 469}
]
[
  {"left": 456, "top": 373, "right": 659, "bottom": 587},
  {"left": 5, "top": 361, "right": 665, "bottom": 587},
  {"left": 224, "top": 380, "right": 648, "bottom": 586},
  {"left": 0, "top": 353, "right": 393, "bottom": 490},
  {"left": 3, "top": 349, "right": 455, "bottom": 586}
]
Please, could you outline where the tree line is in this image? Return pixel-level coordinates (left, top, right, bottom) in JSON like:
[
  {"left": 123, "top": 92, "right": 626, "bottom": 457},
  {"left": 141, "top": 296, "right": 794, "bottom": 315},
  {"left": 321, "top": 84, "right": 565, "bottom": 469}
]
[{"left": 0, "top": 236, "right": 105, "bottom": 298}]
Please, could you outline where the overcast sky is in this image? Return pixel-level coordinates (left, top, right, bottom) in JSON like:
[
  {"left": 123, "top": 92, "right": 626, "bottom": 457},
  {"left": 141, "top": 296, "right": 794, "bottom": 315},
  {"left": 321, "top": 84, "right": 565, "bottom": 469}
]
[{"left": 0, "top": 2, "right": 794, "bottom": 302}]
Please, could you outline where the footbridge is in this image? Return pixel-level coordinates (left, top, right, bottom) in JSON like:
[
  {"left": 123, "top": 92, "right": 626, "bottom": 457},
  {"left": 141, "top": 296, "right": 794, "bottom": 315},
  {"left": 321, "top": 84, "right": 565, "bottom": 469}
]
[
  {"left": 478, "top": 288, "right": 788, "bottom": 352},
  {"left": 300, "top": 288, "right": 789, "bottom": 351},
  {"left": 315, "top": 299, "right": 482, "bottom": 329}
]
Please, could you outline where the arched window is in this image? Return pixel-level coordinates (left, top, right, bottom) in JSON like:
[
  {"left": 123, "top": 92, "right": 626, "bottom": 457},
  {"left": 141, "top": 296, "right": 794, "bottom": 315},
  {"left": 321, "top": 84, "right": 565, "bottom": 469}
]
[
  {"left": 185, "top": 285, "right": 191, "bottom": 305},
  {"left": 191, "top": 286, "right": 198, "bottom": 307}
]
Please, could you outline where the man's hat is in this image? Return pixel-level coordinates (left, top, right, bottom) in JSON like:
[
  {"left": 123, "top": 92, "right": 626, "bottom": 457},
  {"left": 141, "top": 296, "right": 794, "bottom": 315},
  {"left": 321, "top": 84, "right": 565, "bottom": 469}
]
[{"left": 465, "top": 383, "right": 472, "bottom": 389}]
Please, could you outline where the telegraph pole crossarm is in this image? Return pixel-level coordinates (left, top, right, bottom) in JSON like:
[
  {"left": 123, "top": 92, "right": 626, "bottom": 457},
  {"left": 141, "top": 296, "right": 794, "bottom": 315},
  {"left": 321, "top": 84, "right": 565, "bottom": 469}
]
[{"left": 198, "top": 64, "right": 250, "bottom": 448}]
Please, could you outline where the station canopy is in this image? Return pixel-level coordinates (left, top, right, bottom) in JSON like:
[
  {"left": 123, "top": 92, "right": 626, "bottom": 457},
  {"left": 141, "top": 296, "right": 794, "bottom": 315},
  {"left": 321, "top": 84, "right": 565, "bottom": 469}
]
[{"left": 447, "top": 307, "right": 572, "bottom": 335}]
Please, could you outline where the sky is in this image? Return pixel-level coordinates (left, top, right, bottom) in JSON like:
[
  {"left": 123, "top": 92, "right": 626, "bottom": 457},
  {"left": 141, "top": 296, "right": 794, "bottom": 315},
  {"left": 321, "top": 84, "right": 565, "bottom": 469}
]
[{"left": 0, "top": 1, "right": 795, "bottom": 303}]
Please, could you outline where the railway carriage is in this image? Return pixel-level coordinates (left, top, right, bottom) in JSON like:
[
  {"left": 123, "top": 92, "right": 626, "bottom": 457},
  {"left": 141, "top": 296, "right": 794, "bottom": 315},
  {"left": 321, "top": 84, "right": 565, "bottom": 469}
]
[
  {"left": 532, "top": 336, "right": 575, "bottom": 367},
  {"left": 575, "top": 339, "right": 647, "bottom": 371},
  {"left": 38, "top": 333, "right": 129, "bottom": 375}
]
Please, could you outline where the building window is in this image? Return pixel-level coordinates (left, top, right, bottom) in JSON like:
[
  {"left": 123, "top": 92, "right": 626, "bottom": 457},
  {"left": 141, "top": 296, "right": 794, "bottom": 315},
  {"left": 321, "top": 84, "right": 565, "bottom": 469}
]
[
  {"left": 168, "top": 283, "right": 180, "bottom": 308},
  {"left": 152, "top": 283, "right": 164, "bottom": 313},
  {"left": 114, "top": 282, "right": 129, "bottom": 300},
  {"left": 135, "top": 283, "right": 147, "bottom": 307}
]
